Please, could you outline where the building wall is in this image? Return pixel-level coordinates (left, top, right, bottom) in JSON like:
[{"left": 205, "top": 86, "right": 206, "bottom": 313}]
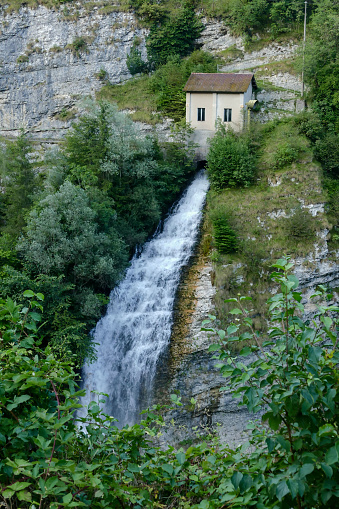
[
  {"left": 215, "top": 92, "right": 245, "bottom": 131},
  {"left": 186, "top": 85, "right": 253, "bottom": 133},
  {"left": 186, "top": 92, "right": 214, "bottom": 130},
  {"left": 186, "top": 83, "right": 253, "bottom": 159},
  {"left": 243, "top": 82, "right": 253, "bottom": 105}
]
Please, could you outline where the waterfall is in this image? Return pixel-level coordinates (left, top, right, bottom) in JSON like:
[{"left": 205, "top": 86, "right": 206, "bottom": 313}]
[{"left": 81, "top": 171, "right": 209, "bottom": 426}]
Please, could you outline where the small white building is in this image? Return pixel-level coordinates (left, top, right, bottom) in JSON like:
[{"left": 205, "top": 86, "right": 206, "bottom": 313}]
[{"left": 183, "top": 72, "right": 257, "bottom": 159}]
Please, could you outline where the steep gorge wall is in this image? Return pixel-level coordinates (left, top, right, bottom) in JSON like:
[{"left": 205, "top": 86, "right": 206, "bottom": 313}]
[
  {"left": 0, "top": 4, "right": 148, "bottom": 139},
  {"left": 0, "top": 7, "right": 303, "bottom": 141}
]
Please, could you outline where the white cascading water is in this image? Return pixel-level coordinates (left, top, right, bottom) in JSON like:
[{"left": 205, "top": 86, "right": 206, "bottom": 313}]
[{"left": 81, "top": 171, "right": 209, "bottom": 426}]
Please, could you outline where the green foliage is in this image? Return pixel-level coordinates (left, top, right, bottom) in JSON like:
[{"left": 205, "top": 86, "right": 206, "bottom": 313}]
[
  {"left": 126, "top": 37, "right": 148, "bottom": 75},
  {"left": 314, "top": 133, "right": 339, "bottom": 179},
  {"left": 16, "top": 54, "right": 29, "bottom": 63},
  {"left": 212, "top": 213, "right": 238, "bottom": 254},
  {"left": 284, "top": 206, "right": 316, "bottom": 240},
  {"left": 323, "top": 178, "right": 339, "bottom": 244},
  {"left": 274, "top": 142, "right": 301, "bottom": 169},
  {"left": 2, "top": 101, "right": 196, "bottom": 361},
  {"left": 94, "top": 67, "right": 108, "bottom": 81},
  {"left": 67, "top": 36, "right": 88, "bottom": 56},
  {"left": 149, "top": 50, "right": 218, "bottom": 121},
  {"left": 262, "top": 119, "right": 309, "bottom": 171},
  {"left": 62, "top": 101, "right": 195, "bottom": 249},
  {"left": 146, "top": 4, "right": 203, "bottom": 69},
  {"left": 17, "top": 181, "right": 128, "bottom": 293},
  {"left": 1, "top": 260, "right": 338, "bottom": 508},
  {"left": 294, "top": 111, "right": 339, "bottom": 179},
  {"left": 204, "top": 257, "right": 339, "bottom": 508},
  {"left": 304, "top": 0, "right": 339, "bottom": 133},
  {"left": 0, "top": 131, "right": 40, "bottom": 239},
  {"left": 207, "top": 124, "right": 256, "bottom": 190},
  {"left": 0, "top": 266, "right": 96, "bottom": 365}
]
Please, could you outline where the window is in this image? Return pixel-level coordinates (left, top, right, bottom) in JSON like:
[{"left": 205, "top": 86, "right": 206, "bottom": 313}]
[
  {"left": 197, "top": 108, "right": 205, "bottom": 121},
  {"left": 224, "top": 108, "right": 232, "bottom": 122}
]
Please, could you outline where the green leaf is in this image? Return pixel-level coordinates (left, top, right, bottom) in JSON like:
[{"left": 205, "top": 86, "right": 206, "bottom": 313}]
[
  {"left": 231, "top": 471, "right": 243, "bottom": 489},
  {"left": 239, "top": 474, "right": 252, "bottom": 492},
  {"left": 218, "top": 329, "right": 225, "bottom": 340},
  {"left": 325, "top": 445, "right": 338, "bottom": 465},
  {"left": 319, "top": 424, "right": 336, "bottom": 436},
  {"left": 266, "top": 438, "right": 276, "bottom": 453},
  {"left": 162, "top": 464, "right": 174, "bottom": 476},
  {"left": 276, "top": 481, "right": 289, "bottom": 500},
  {"left": 17, "top": 490, "right": 32, "bottom": 502},
  {"left": 299, "top": 463, "right": 314, "bottom": 478},
  {"left": 321, "top": 463, "right": 333, "bottom": 478},
  {"left": 199, "top": 501, "right": 210, "bottom": 509},
  {"left": 308, "top": 346, "right": 322, "bottom": 364},
  {"left": 176, "top": 452, "right": 186, "bottom": 465},
  {"left": 268, "top": 413, "right": 282, "bottom": 430},
  {"left": 287, "top": 274, "right": 299, "bottom": 289},
  {"left": 208, "top": 344, "right": 220, "bottom": 352},
  {"left": 23, "top": 290, "right": 35, "bottom": 298},
  {"left": 63, "top": 493, "right": 73, "bottom": 505},
  {"left": 276, "top": 435, "right": 291, "bottom": 452},
  {"left": 287, "top": 479, "right": 298, "bottom": 499},
  {"left": 227, "top": 324, "right": 239, "bottom": 334},
  {"left": 7, "top": 394, "right": 31, "bottom": 410},
  {"left": 127, "top": 463, "right": 140, "bottom": 473},
  {"left": 207, "top": 455, "right": 216, "bottom": 465},
  {"left": 9, "top": 481, "right": 31, "bottom": 491},
  {"left": 321, "top": 490, "right": 333, "bottom": 504},
  {"left": 2, "top": 489, "right": 15, "bottom": 499},
  {"left": 229, "top": 308, "right": 242, "bottom": 315},
  {"left": 239, "top": 346, "right": 251, "bottom": 356}
]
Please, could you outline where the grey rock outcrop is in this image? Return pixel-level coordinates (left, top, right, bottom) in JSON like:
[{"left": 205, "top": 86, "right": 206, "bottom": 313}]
[{"left": 0, "top": 4, "right": 148, "bottom": 139}]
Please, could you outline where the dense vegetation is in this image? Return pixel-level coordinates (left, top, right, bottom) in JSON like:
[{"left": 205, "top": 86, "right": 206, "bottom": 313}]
[
  {"left": 206, "top": 122, "right": 256, "bottom": 190},
  {"left": 0, "top": 261, "right": 338, "bottom": 508},
  {"left": 0, "top": 102, "right": 196, "bottom": 363},
  {"left": 0, "top": 1, "right": 338, "bottom": 508}
]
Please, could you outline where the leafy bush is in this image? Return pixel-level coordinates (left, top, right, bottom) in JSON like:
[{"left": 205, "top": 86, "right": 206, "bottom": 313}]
[
  {"left": 207, "top": 124, "right": 256, "bottom": 189},
  {"left": 274, "top": 141, "right": 300, "bottom": 169},
  {"left": 0, "top": 131, "right": 40, "bottom": 239},
  {"left": 262, "top": 120, "right": 309, "bottom": 171},
  {"left": 17, "top": 181, "right": 128, "bottom": 292},
  {"left": 127, "top": 38, "right": 148, "bottom": 75},
  {"left": 95, "top": 68, "right": 108, "bottom": 81},
  {"left": 16, "top": 54, "right": 29, "bottom": 63},
  {"left": 285, "top": 206, "right": 316, "bottom": 240},
  {"left": 212, "top": 215, "right": 238, "bottom": 254},
  {"left": 204, "top": 257, "right": 339, "bottom": 508},
  {"left": 315, "top": 133, "right": 339, "bottom": 179},
  {"left": 146, "top": 4, "right": 203, "bottom": 68},
  {"left": 67, "top": 36, "right": 88, "bottom": 56}
]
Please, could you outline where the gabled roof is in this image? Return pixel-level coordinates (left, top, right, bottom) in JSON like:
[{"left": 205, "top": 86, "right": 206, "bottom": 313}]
[{"left": 183, "top": 73, "right": 256, "bottom": 93}]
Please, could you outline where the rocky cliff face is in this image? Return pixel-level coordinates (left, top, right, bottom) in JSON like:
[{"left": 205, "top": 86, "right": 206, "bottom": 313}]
[
  {"left": 0, "top": 7, "right": 303, "bottom": 142},
  {"left": 0, "top": 4, "right": 148, "bottom": 139}
]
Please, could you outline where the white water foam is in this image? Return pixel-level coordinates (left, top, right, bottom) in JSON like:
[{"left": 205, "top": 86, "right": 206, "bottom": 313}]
[{"left": 80, "top": 171, "right": 209, "bottom": 426}]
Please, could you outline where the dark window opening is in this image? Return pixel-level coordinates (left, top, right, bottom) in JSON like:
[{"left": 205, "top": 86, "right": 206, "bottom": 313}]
[
  {"left": 224, "top": 108, "right": 232, "bottom": 122},
  {"left": 197, "top": 108, "right": 205, "bottom": 121}
]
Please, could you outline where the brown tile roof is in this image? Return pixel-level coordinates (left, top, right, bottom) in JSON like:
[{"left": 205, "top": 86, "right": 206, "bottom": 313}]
[{"left": 183, "top": 73, "right": 256, "bottom": 93}]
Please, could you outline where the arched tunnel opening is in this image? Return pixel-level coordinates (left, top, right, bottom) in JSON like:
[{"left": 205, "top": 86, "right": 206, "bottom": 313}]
[{"left": 196, "top": 160, "right": 207, "bottom": 170}]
